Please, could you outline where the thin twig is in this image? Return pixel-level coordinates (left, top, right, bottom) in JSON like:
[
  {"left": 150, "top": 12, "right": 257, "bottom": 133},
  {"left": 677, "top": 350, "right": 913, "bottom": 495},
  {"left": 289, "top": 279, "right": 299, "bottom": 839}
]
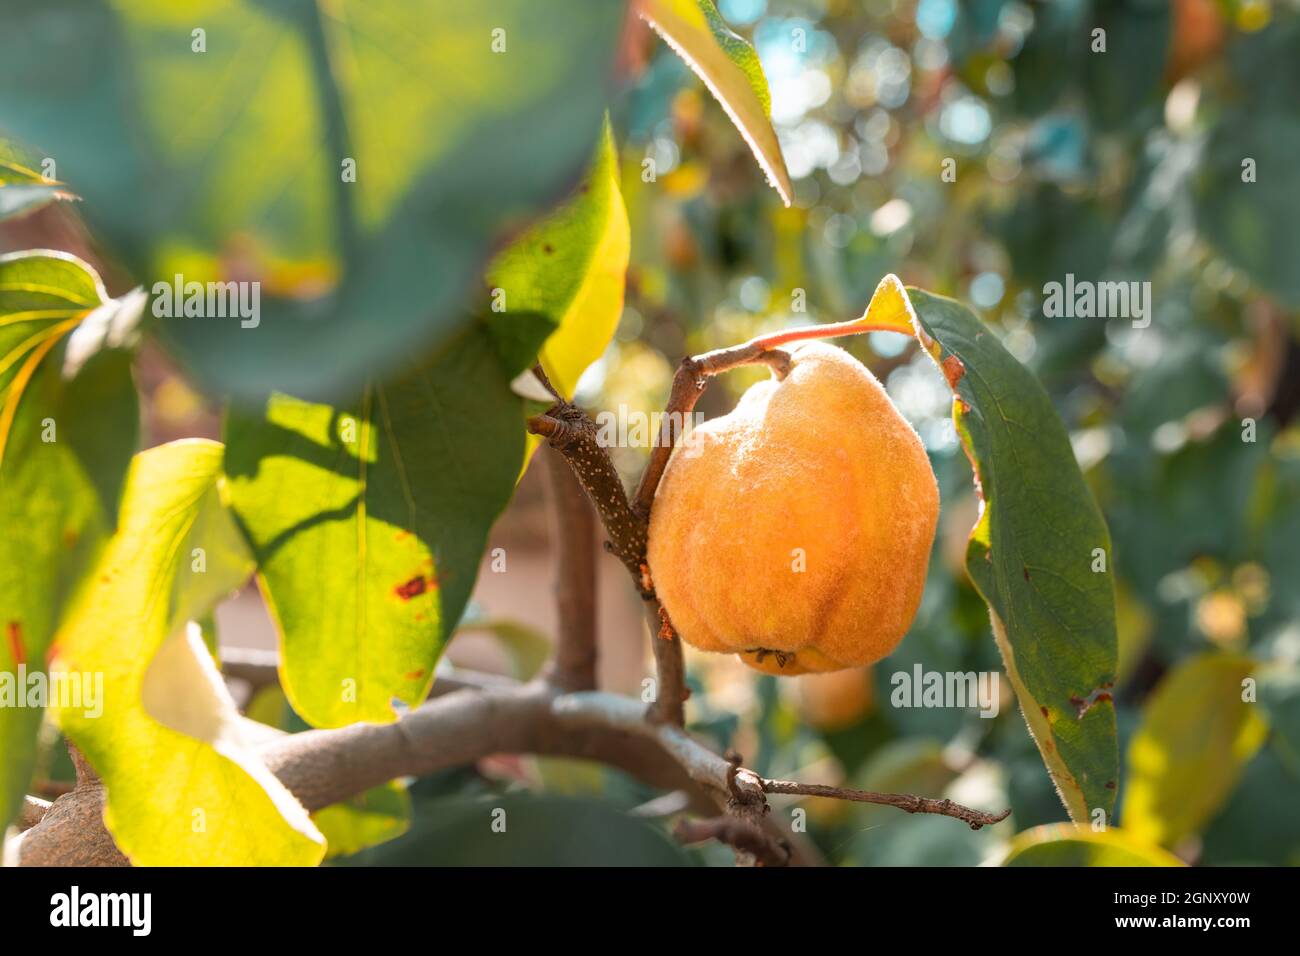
[
  {"left": 527, "top": 404, "right": 647, "bottom": 584},
  {"left": 645, "top": 600, "right": 686, "bottom": 725},
  {"left": 761, "top": 779, "right": 1011, "bottom": 830},
  {"left": 630, "top": 317, "right": 905, "bottom": 518},
  {"left": 219, "top": 646, "right": 520, "bottom": 702}
]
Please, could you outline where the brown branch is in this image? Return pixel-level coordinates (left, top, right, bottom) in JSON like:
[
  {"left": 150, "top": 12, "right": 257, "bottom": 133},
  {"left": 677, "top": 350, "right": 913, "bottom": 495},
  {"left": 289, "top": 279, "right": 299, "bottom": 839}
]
[
  {"left": 674, "top": 815, "right": 790, "bottom": 867},
  {"left": 18, "top": 795, "right": 51, "bottom": 831},
  {"left": 15, "top": 743, "right": 128, "bottom": 867},
  {"left": 217, "top": 645, "right": 280, "bottom": 693},
  {"left": 16, "top": 685, "right": 1002, "bottom": 866},
  {"left": 220, "top": 646, "right": 519, "bottom": 703},
  {"left": 631, "top": 345, "right": 791, "bottom": 518},
  {"left": 645, "top": 601, "right": 686, "bottom": 725},
  {"left": 423, "top": 668, "right": 521, "bottom": 698},
  {"left": 542, "top": 444, "right": 598, "bottom": 690},
  {"left": 526, "top": 396, "right": 691, "bottom": 725},
  {"left": 761, "top": 779, "right": 1011, "bottom": 830},
  {"left": 527, "top": 405, "right": 647, "bottom": 585}
]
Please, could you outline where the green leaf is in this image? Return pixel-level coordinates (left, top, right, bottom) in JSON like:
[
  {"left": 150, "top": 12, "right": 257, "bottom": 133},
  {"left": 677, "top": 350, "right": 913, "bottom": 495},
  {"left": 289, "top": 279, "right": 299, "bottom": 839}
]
[
  {"left": 860, "top": 275, "right": 1119, "bottom": 824},
  {"left": 0, "top": 252, "right": 139, "bottom": 832},
  {"left": 0, "top": 140, "right": 70, "bottom": 221},
  {"left": 1258, "top": 666, "right": 1300, "bottom": 777},
  {"left": 639, "top": 0, "right": 791, "bottom": 206},
  {"left": 340, "top": 792, "right": 693, "bottom": 866},
  {"left": 1194, "top": 112, "right": 1300, "bottom": 307},
  {"left": 1082, "top": 0, "right": 1171, "bottom": 131},
  {"left": 1201, "top": 746, "right": 1300, "bottom": 866},
  {"left": 487, "top": 118, "right": 630, "bottom": 397},
  {"left": 1121, "top": 652, "right": 1268, "bottom": 848},
  {"left": 1002, "top": 824, "right": 1185, "bottom": 867},
  {"left": 0, "top": 0, "right": 626, "bottom": 400},
  {"left": 225, "top": 325, "right": 524, "bottom": 728},
  {"left": 51, "top": 439, "right": 325, "bottom": 865},
  {"left": 315, "top": 781, "right": 412, "bottom": 860}
]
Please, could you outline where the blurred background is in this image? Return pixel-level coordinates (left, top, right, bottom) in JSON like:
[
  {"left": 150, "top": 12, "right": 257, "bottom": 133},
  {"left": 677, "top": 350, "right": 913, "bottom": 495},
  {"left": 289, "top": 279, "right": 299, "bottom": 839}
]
[{"left": 9, "top": 0, "right": 1299, "bottom": 865}]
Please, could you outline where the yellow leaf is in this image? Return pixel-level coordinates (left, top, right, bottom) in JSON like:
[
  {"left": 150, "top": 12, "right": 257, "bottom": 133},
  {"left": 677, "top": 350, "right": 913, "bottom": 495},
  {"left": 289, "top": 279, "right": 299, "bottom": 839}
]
[
  {"left": 1122, "top": 652, "right": 1269, "bottom": 847},
  {"left": 52, "top": 439, "right": 325, "bottom": 866}
]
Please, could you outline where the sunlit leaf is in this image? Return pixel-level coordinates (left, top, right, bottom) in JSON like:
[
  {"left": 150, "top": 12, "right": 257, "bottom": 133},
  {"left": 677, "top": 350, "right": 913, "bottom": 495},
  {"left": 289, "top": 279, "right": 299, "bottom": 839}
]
[
  {"left": 487, "top": 118, "right": 630, "bottom": 397},
  {"left": 0, "top": 140, "right": 71, "bottom": 221},
  {"left": 51, "top": 439, "right": 325, "bottom": 865},
  {"left": 315, "top": 782, "right": 411, "bottom": 860},
  {"left": 639, "top": 0, "right": 791, "bottom": 206},
  {"left": 0, "top": 252, "right": 139, "bottom": 832},
  {"left": 225, "top": 325, "right": 523, "bottom": 728},
  {"left": 1002, "top": 823, "right": 1185, "bottom": 866}
]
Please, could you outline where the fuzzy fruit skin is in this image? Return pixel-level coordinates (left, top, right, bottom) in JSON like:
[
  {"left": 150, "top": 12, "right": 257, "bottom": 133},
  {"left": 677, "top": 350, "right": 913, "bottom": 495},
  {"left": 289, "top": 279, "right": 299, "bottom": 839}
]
[{"left": 647, "top": 341, "right": 939, "bottom": 676}]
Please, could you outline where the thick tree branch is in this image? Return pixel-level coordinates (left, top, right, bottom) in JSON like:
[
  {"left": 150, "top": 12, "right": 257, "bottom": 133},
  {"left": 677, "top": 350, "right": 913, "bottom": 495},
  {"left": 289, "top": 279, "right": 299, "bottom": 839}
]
[
  {"left": 17, "top": 685, "right": 1005, "bottom": 866},
  {"left": 542, "top": 444, "right": 598, "bottom": 690},
  {"left": 18, "top": 795, "right": 51, "bottom": 831}
]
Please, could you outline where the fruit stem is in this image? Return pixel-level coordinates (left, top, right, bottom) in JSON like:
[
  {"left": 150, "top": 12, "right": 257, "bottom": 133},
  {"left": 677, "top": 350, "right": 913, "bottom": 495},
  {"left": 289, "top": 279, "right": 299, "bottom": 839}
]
[{"left": 747, "top": 318, "right": 909, "bottom": 353}]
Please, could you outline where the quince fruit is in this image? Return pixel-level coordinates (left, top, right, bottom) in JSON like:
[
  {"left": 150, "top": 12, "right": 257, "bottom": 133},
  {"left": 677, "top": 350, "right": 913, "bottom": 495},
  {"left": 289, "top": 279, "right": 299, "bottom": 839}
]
[{"left": 647, "top": 341, "right": 939, "bottom": 675}]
